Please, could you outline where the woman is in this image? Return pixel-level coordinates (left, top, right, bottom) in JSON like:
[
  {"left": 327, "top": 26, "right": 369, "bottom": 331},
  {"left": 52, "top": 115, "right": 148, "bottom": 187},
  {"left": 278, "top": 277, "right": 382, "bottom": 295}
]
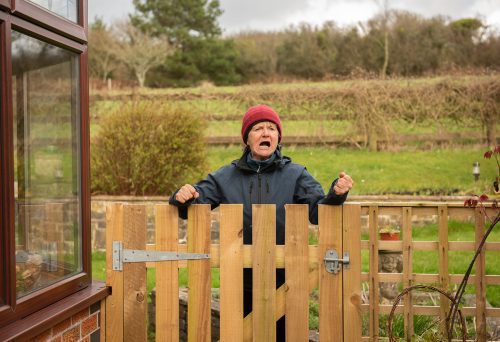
[{"left": 170, "top": 104, "right": 353, "bottom": 340}]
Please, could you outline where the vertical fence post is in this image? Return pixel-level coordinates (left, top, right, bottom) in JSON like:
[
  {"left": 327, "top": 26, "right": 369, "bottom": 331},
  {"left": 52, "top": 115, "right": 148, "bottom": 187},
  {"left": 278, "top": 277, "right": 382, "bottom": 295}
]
[
  {"left": 187, "top": 205, "right": 211, "bottom": 342},
  {"left": 343, "top": 203, "right": 362, "bottom": 342},
  {"left": 369, "top": 205, "right": 380, "bottom": 341},
  {"left": 106, "top": 204, "right": 124, "bottom": 342},
  {"left": 123, "top": 205, "right": 147, "bottom": 341},
  {"left": 438, "top": 205, "right": 449, "bottom": 336},
  {"left": 155, "top": 204, "right": 179, "bottom": 342},
  {"left": 475, "top": 207, "right": 487, "bottom": 342},
  {"left": 285, "top": 204, "right": 309, "bottom": 342},
  {"left": 220, "top": 204, "right": 244, "bottom": 341},
  {"left": 252, "top": 204, "right": 276, "bottom": 342},
  {"left": 402, "top": 207, "right": 413, "bottom": 341},
  {"left": 319, "top": 205, "right": 343, "bottom": 340}
]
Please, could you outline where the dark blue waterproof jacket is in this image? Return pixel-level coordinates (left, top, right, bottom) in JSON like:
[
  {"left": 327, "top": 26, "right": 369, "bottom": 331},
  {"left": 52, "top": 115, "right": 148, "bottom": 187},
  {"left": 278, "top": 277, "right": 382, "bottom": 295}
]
[{"left": 170, "top": 149, "right": 348, "bottom": 245}]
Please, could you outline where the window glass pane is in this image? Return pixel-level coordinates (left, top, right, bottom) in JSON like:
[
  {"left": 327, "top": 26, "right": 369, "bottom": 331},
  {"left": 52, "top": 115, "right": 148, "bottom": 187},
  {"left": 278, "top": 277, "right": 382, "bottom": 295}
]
[
  {"left": 28, "top": 0, "right": 77, "bottom": 23},
  {"left": 12, "top": 31, "right": 81, "bottom": 298}
]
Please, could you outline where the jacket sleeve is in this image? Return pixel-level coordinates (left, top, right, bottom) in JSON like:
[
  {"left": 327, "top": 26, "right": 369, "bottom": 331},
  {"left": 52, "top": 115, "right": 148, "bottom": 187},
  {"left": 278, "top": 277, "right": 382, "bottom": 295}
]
[
  {"left": 293, "top": 168, "right": 348, "bottom": 224},
  {"left": 169, "top": 173, "right": 223, "bottom": 219}
]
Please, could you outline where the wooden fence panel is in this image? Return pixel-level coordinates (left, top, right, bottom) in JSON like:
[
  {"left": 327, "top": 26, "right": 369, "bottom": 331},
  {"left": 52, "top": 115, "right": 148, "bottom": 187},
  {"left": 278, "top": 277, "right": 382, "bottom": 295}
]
[
  {"left": 402, "top": 207, "right": 413, "bottom": 341},
  {"left": 219, "top": 204, "right": 244, "bottom": 342},
  {"left": 155, "top": 204, "right": 179, "bottom": 342},
  {"left": 105, "top": 204, "right": 124, "bottom": 342},
  {"left": 285, "top": 204, "right": 309, "bottom": 342},
  {"left": 123, "top": 205, "right": 148, "bottom": 341},
  {"left": 319, "top": 205, "right": 343, "bottom": 340},
  {"left": 438, "top": 205, "right": 449, "bottom": 336},
  {"left": 475, "top": 207, "right": 487, "bottom": 342},
  {"left": 343, "top": 204, "right": 362, "bottom": 342},
  {"left": 187, "top": 205, "right": 211, "bottom": 342},
  {"left": 252, "top": 204, "right": 276, "bottom": 342},
  {"left": 368, "top": 205, "right": 380, "bottom": 341}
]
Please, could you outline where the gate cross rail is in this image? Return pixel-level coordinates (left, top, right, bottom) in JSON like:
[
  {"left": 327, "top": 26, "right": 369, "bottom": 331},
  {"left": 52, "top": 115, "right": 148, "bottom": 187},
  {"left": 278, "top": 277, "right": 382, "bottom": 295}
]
[{"left": 112, "top": 240, "right": 210, "bottom": 271}]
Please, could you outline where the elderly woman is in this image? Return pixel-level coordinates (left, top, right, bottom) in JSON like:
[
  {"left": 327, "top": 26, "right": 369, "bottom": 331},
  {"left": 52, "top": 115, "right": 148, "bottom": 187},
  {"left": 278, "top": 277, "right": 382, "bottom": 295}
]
[{"left": 170, "top": 104, "right": 353, "bottom": 341}]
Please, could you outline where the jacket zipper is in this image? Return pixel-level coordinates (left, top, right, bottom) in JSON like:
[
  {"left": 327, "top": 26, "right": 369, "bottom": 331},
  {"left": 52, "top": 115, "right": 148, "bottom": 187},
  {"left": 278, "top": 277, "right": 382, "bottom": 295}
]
[
  {"left": 257, "top": 173, "right": 262, "bottom": 203},
  {"left": 257, "top": 165, "right": 262, "bottom": 203}
]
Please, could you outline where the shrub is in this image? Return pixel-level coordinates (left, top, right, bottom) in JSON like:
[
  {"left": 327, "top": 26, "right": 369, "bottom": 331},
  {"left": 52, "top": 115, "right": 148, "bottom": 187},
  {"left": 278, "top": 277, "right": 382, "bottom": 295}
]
[{"left": 91, "top": 101, "right": 208, "bottom": 195}]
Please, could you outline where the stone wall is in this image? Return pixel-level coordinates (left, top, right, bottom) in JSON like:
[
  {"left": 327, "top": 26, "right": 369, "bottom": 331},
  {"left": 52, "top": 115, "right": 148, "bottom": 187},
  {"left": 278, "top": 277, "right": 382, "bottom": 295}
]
[
  {"left": 91, "top": 196, "right": 221, "bottom": 251},
  {"left": 91, "top": 195, "right": 471, "bottom": 252}
]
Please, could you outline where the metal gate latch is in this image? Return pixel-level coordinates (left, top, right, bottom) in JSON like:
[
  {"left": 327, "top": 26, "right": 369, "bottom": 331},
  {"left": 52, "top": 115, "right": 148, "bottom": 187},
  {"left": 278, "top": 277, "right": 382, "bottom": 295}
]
[
  {"left": 324, "top": 249, "right": 350, "bottom": 274},
  {"left": 112, "top": 241, "right": 210, "bottom": 271}
]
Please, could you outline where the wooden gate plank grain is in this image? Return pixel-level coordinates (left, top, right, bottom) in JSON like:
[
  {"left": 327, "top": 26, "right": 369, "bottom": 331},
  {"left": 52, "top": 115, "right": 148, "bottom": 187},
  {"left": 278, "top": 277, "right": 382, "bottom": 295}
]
[
  {"left": 123, "top": 205, "right": 147, "bottom": 341},
  {"left": 187, "top": 205, "right": 211, "bottom": 342},
  {"left": 285, "top": 204, "right": 309, "bottom": 342},
  {"left": 319, "top": 205, "right": 343, "bottom": 341},
  {"left": 252, "top": 204, "right": 276, "bottom": 342},
  {"left": 220, "top": 204, "right": 244, "bottom": 342},
  {"left": 343, "top": 204, "right": 362, "bottom": 342},
  {"left": 105, "top": 204, "right": 124, "bottom": 342},
  {"left": 156, "top": 204, "right": 179, "bottom": 342}
]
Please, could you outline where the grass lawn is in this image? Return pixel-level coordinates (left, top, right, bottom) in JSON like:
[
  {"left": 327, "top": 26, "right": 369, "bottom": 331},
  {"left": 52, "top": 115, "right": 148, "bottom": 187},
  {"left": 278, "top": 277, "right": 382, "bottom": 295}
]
[{"left": 208, "top": 146, "right": 498, "bottom": 196}]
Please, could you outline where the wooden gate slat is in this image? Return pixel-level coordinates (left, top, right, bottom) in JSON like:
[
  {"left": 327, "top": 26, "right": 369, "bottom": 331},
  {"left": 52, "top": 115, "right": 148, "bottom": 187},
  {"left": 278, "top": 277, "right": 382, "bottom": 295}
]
[
  {"left": 124, "top": 205, "right": 147, "bottom": 341},
  {"left": 285, "top": 204, "right": 309, "bottom": 341},
  {"left": 106, "top": 204, "right": 124, "bottom": 341},
  {"left": 156, "top": 204, "right": 179, "bottom": 342},
  {"left": 220, "top": 204, "right": 244, "bottom": 341},
  {"left": 187, "top": 205, "right": 211, "bottom": 342},
  {"left": 402, "top": 207, "right": 413, "bottom": 340},
  {"left": 475, "top": 207, "right": 487, "bottom": 342},
  {"left": 319, "top": 205, "right": 343, "bottom": 341},
  {"left": 252, "top": 204, "right": 276, "bottom": 342},
  {"left": 368, "top": 205, "right": 380, "bottom": 341},
  {"left": 343, "top": 204, "right": 362, "bottom": 341}
]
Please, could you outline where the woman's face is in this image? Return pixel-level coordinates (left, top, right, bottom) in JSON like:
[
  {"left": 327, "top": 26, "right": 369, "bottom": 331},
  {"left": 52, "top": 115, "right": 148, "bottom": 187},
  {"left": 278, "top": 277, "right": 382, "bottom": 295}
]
[{"left": 247, "top": 121, "right": 279, "bottom": 161}]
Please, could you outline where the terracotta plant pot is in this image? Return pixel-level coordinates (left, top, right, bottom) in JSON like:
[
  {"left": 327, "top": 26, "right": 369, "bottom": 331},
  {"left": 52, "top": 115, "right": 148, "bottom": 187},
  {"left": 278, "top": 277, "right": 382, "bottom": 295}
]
[{"left": 380, "top": 232, "right": 400, "bottom": 241}]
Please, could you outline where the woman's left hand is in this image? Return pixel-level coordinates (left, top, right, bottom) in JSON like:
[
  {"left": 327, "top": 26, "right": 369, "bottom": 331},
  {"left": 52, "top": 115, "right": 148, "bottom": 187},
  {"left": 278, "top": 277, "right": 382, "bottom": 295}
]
[{"left": 333, "top": 172, "right": 353, "bottom": 195}]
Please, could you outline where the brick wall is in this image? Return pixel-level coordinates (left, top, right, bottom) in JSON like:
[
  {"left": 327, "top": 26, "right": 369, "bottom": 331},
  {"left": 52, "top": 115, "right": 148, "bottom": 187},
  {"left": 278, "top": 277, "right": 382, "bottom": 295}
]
[{"left": 29, "top": 301, "right": 102, "bottom": 342}]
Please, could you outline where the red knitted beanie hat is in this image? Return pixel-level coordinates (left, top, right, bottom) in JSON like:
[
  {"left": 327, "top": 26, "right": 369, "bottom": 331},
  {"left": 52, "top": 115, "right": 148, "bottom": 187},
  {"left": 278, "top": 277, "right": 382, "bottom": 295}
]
[{"left": 241, "top": 104, "right": 282, "bottom": 144}]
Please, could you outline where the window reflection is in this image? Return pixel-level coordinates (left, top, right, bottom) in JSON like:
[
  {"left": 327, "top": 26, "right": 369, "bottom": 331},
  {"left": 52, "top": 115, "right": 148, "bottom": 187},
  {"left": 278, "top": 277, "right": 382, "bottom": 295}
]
[
  {"left": 12, "top": 31, "right": 81, "bottom": 298},
  {"left": 29, "top": 0, "right": 78, "bottom": 23}
]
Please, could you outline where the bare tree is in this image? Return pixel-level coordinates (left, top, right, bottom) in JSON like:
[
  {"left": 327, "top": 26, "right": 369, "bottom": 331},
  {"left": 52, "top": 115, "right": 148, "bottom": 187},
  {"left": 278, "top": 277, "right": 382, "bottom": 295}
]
[
  {"left": 89, "top": 19, "right": 120, "bottom": 83},
  {"left": 375, "top": 0, "right": 390, "bottom": 78},
  {"left": 114, "top": 20, "right": 172, "bottom": 88}
]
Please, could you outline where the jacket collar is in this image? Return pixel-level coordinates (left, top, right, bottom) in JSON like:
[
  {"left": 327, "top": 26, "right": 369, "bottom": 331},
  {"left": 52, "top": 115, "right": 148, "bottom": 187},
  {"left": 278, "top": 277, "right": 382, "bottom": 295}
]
[{"left": 233, "top": 146, "right": 290, "bottom": 173}]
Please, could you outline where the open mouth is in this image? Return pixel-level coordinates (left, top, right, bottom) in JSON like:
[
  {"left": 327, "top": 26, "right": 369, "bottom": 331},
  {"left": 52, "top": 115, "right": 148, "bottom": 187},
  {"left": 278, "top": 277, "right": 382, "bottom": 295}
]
[{"left": 259, "top": 141, "right": 271, "bottom": 147}]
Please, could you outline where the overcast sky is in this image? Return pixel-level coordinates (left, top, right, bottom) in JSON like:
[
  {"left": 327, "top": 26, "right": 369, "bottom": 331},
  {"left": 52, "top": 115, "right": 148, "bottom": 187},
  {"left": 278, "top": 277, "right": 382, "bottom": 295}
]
[{"left": 88, "top": 0, "right": 500, "bottom": 34}]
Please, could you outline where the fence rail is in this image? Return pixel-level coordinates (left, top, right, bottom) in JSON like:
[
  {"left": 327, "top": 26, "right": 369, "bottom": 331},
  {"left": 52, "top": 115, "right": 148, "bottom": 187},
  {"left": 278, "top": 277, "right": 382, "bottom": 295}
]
[{"left": 104, "top": 202, "right": 500, "bottom": 341}]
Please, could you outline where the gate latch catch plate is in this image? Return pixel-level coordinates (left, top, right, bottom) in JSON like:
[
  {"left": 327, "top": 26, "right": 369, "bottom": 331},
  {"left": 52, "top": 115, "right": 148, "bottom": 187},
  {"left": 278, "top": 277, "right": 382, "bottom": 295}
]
[{"left": 324, "top": 249, "right": 350, "bottom": 274}]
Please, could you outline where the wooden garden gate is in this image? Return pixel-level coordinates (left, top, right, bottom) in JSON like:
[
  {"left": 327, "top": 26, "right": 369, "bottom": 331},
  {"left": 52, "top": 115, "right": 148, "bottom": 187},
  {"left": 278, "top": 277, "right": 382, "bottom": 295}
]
[{"left": 102, "top": 202, "right": 362, "bottom": 341}]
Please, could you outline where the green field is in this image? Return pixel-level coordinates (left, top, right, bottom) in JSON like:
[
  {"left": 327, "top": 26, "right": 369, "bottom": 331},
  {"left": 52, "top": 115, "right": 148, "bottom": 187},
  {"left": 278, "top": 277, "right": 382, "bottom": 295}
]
[{"left": 207, "top": 146, "right": 498, "bottom": 196}]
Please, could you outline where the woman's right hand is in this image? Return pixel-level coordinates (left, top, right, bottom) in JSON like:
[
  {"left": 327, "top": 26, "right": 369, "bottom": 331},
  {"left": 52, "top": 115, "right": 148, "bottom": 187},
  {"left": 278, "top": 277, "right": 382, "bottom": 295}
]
[{"left": 175, "top": 184, "right": 199, "bottom": 203}]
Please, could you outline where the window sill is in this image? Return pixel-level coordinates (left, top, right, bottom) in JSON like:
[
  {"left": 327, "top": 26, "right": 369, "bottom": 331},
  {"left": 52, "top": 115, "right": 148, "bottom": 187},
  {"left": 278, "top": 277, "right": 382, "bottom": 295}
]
[{"left": 0, "top": 281, "right": 110, "bottom": 341}]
